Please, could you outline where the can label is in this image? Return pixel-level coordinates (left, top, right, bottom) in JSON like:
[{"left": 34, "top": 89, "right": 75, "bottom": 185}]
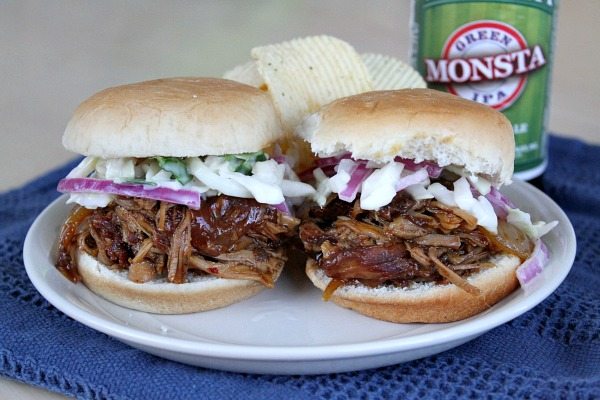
[{"left": 412, "top": 0, "right": 556, "bottom": 178}]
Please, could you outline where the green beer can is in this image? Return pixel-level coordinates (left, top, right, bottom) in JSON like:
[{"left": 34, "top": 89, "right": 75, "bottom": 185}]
[{"left": 411, "top": 0, "right": 557, "bottom": 180}]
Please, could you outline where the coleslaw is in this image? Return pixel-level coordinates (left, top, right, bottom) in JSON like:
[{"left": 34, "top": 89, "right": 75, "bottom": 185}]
[{"left": 59, "top": 153, "right": 315, "bottom": 211}]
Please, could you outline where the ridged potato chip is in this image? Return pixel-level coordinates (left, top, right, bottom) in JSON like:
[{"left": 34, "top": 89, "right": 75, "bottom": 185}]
[
  {"left": 222, "top": 61, "right": 264, "bottom": 88},
  {"left": 361, "top": 53, "right": 426, "bottom": 90},
  {"left": 251, "top": 35, "right": 373, "bottom": 131}
]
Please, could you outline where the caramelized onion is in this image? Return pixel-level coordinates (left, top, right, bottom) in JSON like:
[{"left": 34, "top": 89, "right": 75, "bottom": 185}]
[
  {"left": 480, "top": 220, "right": 533, "bottom": 261},
  {"left": 323, "top": 279, "right": 344, "bottom": 301},
  {"left": 456, "top": 231, "right": 489, "bottom": 248},
  {"left": 77, "top": 231, "right": 97, "bottom": 258},
  {"left": 56, "top": 206, "right": 92, "bottom": 282},
  {"left": 59, "top": 206, "right": 92, "bottom": 249}
]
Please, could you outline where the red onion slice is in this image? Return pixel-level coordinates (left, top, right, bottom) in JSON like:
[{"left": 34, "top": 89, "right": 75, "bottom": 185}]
[
  {"left": 316, "top": 152, "right": 352, "bottom": 168},
  {"left": 338, "top": 163, "right": 372, "bottom": 202},
  {"left": 516, "top": 239, "right": 550, "bottom": 288},
  {"left": 272, "top": 155, "right": 287, "bottom": 164},
  {"left": 395, "top": 157, "right": 443, "bottom": 178},
  {"left": 491, "top": 186, "right": 516, "bottom": 208},
  {"left": 485, "top": 186, "right": 517, "bottom": 219},
  {"left": 58, "top": 178, "right": 202, "bottom": 209},
  {"left": 273, "top": 201, "right": 292, "bottom": 215}
]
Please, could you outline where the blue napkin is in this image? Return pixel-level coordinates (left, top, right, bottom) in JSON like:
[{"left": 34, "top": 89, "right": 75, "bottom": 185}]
[{"left": 1, "top": 135, "right": 598, "bottom": 399}]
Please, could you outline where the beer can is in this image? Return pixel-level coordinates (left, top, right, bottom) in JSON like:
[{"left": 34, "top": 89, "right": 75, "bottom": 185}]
[{"left": 411, "top": 0, "right": 557, "bottom": 180}]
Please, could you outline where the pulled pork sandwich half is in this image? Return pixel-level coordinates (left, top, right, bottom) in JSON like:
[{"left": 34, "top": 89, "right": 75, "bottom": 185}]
[
  {"left": 55, "top": 77, "right": 315, "bottom": 314},
  {"left": 295, "top": 88, "right": 557, "bottom": 323}
]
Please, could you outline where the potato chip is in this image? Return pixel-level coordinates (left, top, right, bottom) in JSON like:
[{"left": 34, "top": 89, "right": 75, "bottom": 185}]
[
  {"left": 223, "top": 61, "right": 264, "bottom": 88},
  {"left": 361, "top": 53, "right": 426, "bottom": 90},
  {"left": 251, "top": 35, "right": 373, "bottom": 131}
]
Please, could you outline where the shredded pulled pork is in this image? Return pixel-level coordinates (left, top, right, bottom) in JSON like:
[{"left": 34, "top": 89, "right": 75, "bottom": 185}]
[
  {"left": 299, "top": 192, "right": 533, "bottom": 297},
  {"left": 56, "top": 195, "right": 299, "bottom": 286},
  {"left": 56, "top": 206, "right": 93, "bottom": 282}
]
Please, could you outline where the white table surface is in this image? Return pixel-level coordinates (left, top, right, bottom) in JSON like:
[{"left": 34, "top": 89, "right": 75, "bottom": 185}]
[{"left": 1, "top": 1, "right": 599, "bottom": 398}]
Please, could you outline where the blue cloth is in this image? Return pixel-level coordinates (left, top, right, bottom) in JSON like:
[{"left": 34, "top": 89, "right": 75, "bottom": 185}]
[{"left": 1, "top": 135, "right": 598, "bottom": 399}]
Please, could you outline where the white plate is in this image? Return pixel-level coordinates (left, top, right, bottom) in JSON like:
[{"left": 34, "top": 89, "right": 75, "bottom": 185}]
[{"left": 24, "top": 181, "right": 576, "bottom": 375}]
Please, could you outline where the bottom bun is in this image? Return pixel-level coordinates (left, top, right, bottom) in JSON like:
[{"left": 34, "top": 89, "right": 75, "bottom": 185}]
[
  {"left": 305, "top": 254, "right": 520, "bottom": 323},
  {"left": 77, "top": 251, "right": 278, "bottom": 314}
]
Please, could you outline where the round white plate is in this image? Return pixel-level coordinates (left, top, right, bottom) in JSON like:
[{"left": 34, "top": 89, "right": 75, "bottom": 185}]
[{"left": 24, "top": 181, "right": 576, "bottom": 375}]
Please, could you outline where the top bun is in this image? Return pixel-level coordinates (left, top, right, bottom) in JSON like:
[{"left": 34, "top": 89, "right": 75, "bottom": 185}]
[
  {"left": 296, "top": 89, "right": 515, "bottom": 185},
  {"left": 63, "top": 78, "right": 282, "bottom": 158}
]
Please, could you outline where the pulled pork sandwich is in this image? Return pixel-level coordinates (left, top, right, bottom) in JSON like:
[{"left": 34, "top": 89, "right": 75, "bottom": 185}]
[
  {"left": 55, "top": 77, "right": 314, "bottom": 314},
  {"left": 295, "top": 88, "right": 557, "bottom": 323}
]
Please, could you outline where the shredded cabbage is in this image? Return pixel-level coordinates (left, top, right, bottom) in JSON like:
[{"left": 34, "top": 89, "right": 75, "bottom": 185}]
[
  {"left": 452, "top": 177, "right": 476, "bottom": 210},
  {"left": 66, "top": 156, "right": 97, "bottom": 178},
  {"left": 328, "top": 169, "right": 351, "bottom": 193},
  {"left": 507, "top": 208, "right": 559, "bottom": 239},
  {"left": 66, "top": 192, "right": 114, "bottom": 209},
  {"left": 313, "top": 167, "right": 332, "bottom": 207},
  {"left": 187, "top": 158, "right": 252, "bottom": 198},
  {"left": 252, "top": 159, "right": 285, "bottom": 185},
  {"left": 104, "top": 158, "right": 135, "bottom": 181},
  {"left": 225, "top": 151, "right": 268, "bottom": 175},
  {"left": 156, "top": 157, "right": 192, "bottom": 184},
  {"left": 281, "top": 180, "right": 316, "bottom": 197},
  {"left": 428, "top": 182, "right": 457, "bottom": 207},
  {"left": 395, "top": 168, "right": 429, "bottom": 192},
  {"left": 146, "top": 167, "right": 174, "bottom": 184},
  {"left": 327, "top": 159, "right": 357, "bottom": 193},
  {"left": 306, "top": 156, "right": 555, "bottom": 236},
  {"left": 225, "top": 171, "right": 285, "bottom": 204},
  {"left": 431, "top": 177, "right": 497, "bottom": 232},
  {"left": 474, "top": 195, "right": 497, "bottom": 233},
  {"left": 405, "top": 182, "right": 433, "bottom": 200},
  {"left": 468, "top": 175, "right": 492, "bottom": 195},
  {"left": 360, "top": 162, "right": 404, "bottom": 210},
  {"left": 63, "top": 153, "right": 314, "bottom": 208}
]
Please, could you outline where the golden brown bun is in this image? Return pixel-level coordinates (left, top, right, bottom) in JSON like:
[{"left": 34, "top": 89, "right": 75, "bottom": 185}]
[
  {"left": 305, "top": 254, "right": 520, "bottom": 323},
  {"left": 296, "top": 88, "right": 515, "bottom": 186},
  {"left": 63, "top": 77, "right": 282, "bottom": 157},
  {"left": 77, "top": 251, "right": 280, "bottom": 314}
]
